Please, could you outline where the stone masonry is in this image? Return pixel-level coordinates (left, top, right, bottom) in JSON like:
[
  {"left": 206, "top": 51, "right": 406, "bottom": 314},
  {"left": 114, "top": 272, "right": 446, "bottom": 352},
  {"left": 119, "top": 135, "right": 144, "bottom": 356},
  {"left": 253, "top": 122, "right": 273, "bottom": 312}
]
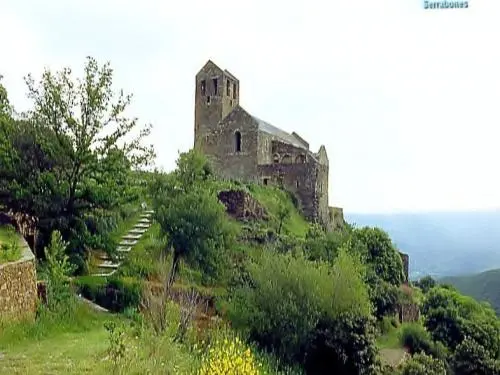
[
  {"left": 217, "top": 190, "right": 267, "bottom": 221},
  {"left": 0, "top": 234, "right": 37, "bottom": 321},
  {"left": 194, "top": 60, "right": 344, "bottom": 230}
]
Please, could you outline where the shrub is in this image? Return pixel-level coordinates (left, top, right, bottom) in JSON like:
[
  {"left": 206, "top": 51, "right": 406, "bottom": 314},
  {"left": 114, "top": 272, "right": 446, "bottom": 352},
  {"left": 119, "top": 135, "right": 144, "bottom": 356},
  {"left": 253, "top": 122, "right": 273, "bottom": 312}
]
[
  {"left": 74, "top": 276, "right": 142, "bottom": 312},
  {"left": 397, "top": 353, "right": 447, "bottom": 375},
  {"left": 400, "top": 324, "right": 447, "bottom": 360},
  {"left": 198, "top": 333, "right": 264, "bottom": 375},
  {"left": 227, "top": 248, "right": 374, "bottom": 371}
]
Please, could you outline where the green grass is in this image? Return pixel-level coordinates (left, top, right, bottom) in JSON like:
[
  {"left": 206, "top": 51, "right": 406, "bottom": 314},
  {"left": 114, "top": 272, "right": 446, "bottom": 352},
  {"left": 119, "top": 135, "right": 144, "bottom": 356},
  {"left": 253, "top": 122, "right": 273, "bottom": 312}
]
[
  {"left": 0, "top": 301, "right": 197, "bottom": 374},
  {"left": 0, "top": 225, "right": 22, "bottom": 264},
  {"left": 212, "top": 180, "right": 310, "bottom": 238}
]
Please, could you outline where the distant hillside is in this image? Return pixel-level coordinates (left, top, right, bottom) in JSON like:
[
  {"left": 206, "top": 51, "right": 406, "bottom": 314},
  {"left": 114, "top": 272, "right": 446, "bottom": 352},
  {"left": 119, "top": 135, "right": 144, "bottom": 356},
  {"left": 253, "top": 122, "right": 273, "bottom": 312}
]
[
  {"left": 345, "top": 211, "right": 500, "bottom": 279},
  {"left": 441, "top": 269, "right": 500, "bottom": 315}
]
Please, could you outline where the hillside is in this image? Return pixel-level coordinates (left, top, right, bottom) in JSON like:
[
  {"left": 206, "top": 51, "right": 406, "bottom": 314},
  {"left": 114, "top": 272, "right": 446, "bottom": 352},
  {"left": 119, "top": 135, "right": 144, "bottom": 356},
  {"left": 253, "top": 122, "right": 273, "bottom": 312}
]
[
  {"left": 346, "top": 211, "right": 500, "bottom": 279},
  {"left": 441, "top": 269, "right": 500, "bottom": 315}
]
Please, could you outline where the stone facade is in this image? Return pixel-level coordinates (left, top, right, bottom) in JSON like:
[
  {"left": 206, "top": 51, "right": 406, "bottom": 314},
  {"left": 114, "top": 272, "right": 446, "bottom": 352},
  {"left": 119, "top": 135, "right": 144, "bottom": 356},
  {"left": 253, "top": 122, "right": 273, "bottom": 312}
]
[
  {"left": 0, "top": 235, "right": 37, "bottom": 321},
  {"left": 194, "top": 60, "right": 342, "bottom": 229},
  {"left": 217, "top": 190, "right": 267, "bottom": 221}
]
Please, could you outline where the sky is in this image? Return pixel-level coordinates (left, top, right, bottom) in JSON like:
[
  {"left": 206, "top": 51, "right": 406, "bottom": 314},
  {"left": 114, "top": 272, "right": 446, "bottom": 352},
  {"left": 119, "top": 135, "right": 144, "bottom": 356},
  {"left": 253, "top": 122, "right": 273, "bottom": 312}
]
[{"left": 1, "top": 0, "right": 499, "bottom": 213}]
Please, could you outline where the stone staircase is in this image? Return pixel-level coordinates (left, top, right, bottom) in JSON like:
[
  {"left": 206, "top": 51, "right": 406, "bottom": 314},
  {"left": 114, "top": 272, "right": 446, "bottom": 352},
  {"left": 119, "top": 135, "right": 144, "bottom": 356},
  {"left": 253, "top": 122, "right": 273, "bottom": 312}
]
[{"left": 92, "top": 209, "right": 154, "bottom": 277}]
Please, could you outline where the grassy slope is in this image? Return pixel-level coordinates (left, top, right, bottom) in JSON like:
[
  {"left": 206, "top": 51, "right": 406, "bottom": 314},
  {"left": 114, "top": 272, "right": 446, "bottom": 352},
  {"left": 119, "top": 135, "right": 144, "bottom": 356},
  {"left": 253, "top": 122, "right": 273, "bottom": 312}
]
[
  {"left": 0, "top": 225, "right": 21, "bottom": 263},
  {"left": 441, "top": 269, "right": 500, "bottom": 315}
]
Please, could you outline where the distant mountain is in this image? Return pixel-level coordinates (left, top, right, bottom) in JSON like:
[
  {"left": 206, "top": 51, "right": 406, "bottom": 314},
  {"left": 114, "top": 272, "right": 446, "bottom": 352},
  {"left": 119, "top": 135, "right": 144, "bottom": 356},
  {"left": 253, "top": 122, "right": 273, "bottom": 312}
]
[
  {"left": 345, "top": 211, "right": 500, "bottom": 279},
  {"left": 441, "top": 269, "right": 500, "bottom": 315}
]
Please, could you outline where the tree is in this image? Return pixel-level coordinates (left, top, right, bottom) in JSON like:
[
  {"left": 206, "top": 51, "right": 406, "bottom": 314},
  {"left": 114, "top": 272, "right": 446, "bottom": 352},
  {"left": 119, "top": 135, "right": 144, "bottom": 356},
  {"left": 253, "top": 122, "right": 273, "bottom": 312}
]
[
  {"left": 351, "top": 227, "right": 405, "bottom": 286},
  {"left": 152, "top": 150, "right": 235, "bottom": 288},
  {"left": 415, "top": 276, "right": 437, "bottom": 294},
  {"left": 0, "top": 57, "right": 155, "bottom": 266}
]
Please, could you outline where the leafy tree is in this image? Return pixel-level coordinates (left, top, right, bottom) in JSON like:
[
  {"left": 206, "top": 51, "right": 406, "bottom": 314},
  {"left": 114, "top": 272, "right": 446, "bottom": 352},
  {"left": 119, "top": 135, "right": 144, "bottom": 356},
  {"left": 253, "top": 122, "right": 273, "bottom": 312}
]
[
  {"left": 414, "top": 276, "right": 437, "bottom": 294},
  {"left": 350, "top": 227, "right": 405, "bottom": 286},
  {"left": 0, "top": 57, "right": 154, "bottom": 266},
  {"left": 152, "top": 150, "right": 235, "bottom": 288},
  {"left": 370, "top": 280, "right": 402, "bottom": 320}
]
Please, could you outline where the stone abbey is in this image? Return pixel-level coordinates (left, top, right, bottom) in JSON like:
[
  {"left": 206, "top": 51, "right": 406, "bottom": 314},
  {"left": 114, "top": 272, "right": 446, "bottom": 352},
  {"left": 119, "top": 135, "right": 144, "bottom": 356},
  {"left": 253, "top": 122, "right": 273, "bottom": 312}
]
[{"left": 194, "top": 60, "right": 344, "bottom": 230}]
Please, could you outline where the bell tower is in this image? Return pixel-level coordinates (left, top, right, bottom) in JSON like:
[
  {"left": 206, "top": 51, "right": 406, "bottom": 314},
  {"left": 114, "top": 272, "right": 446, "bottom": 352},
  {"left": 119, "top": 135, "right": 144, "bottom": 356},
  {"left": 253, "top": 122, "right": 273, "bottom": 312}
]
[{"left": 194, "top": 60, "right": 240, "bottom": 150}]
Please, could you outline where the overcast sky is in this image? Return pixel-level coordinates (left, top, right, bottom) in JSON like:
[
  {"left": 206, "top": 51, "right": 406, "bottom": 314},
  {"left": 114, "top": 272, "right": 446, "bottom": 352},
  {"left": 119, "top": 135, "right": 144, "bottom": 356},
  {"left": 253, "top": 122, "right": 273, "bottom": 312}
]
[{"left": 1, "top": 0, "right": 499, "bottom": 213}]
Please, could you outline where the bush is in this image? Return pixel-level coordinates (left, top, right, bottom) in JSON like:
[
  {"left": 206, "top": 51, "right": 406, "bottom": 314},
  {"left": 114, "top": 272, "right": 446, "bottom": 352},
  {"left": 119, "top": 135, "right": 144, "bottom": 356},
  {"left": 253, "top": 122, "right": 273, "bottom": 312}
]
[
  {"left": 198, "top": 333, "right": 264, "bottom": 375},
  {"left": 397, "top": 353, "right": 447, "bottom": 375},
  {"left": 227, "top": 249, "right": 374, "bottom": 372},
  {"left": 74, "top": 276, "right": 143, "bottom": 312},
  {"left": 400, "top": 324, "right": 447, "bottom": 360}
]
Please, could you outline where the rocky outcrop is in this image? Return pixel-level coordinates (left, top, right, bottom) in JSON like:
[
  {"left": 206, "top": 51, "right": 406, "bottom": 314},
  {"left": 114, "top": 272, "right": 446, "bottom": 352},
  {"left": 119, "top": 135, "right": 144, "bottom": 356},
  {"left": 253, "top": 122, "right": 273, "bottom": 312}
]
[
  {"left": 0, "top": 235, "right": 37, "bottom": 321},
  {"left": 217, "top": 190, "right": 267, "bottom": 221}
]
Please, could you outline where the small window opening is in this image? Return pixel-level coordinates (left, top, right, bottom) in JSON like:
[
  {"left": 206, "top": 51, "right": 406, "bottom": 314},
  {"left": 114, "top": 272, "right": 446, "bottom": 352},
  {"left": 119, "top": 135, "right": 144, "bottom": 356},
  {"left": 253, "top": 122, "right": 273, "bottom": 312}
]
[
  {"left": 213, "top": 78, "right": 218, "bottom": 95},
  {"left": 235, "top": 131, "right": 242, "bottom": 152},
  {"left": 296, "top": 180, "right": 300, "bottom": 188},
  {"left": 233, "top": 83, "right": 237, "bottom": 99},
  {"left": 263, "top": 178, "right": 269, "bottom": 186},
  {"left": 296, "top": 154, "right": 306, "bottom": 163},
  {"left": 206, "top": 96, "right": 211, "bottom": 104},
  {"left": 201, "top": 80, "right": 206, "bottom": 95},
  {"left": 226, "top": 79, "right": 231, "bottom": 96},
  {"left": 230, "top": 100, "right": 233, "bottom": 106},
  {"left": 273, "top": 154, "right": 280, "bottom": 163}
]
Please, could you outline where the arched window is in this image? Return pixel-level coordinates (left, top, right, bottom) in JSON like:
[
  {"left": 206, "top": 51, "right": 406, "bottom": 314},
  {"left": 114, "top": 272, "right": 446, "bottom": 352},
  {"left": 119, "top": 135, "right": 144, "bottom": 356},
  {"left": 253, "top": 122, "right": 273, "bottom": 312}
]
[
  {"left": 281, "top": 154, "right": 292, "bottom": 164},
  {"left": 273, "top": 154, "right": 280, "bottom": 163},
  {"left": 295, "top": 154, "right": 306, "bottom": 163},
  {"left": 235, "top": 131, "right": 242, "bottom": 152}
]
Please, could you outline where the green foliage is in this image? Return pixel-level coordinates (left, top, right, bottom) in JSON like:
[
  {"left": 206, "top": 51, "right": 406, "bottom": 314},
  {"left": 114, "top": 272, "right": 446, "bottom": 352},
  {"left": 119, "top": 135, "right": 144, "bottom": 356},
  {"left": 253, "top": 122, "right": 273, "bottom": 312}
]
[
  {"left": 104, "top": 321, "right": 127, "bottom": 371},
  {"left": 227, "top": 249, "right": 374, "bottom": 371},
  {"left": 422, "top": 286, "right": 500, "bottom": 355},
  {"left": 350, "top": 226, "right": 405, "bottom": 286},
  {"left": 0, "top": 225, "right": 22, "bottom": 263},
  {"left": 414, "top": 276, "right": 437, "bottom": 294},
  {"left": 74, "top": 276, "right": 143, "bottom": 312},
  {"left": 370, "top": 280, "right": 403, "bottom": 320},
  {"left": 400, "top": 324, "right": 448, "bottom": 360},
  {"left": 152, "top": 150, "right": 236, "bottom": 286},
  {"left": 451, "top": 337, "right": 500, "bottom": 375},
  {"left": 397, "top": 352, "right": 447, "bottom": 375},
  {"left": 441, "top": 268, "right": 500, "bottom": 316},
  {"left": 41, "top": 230, "right": 77, "bottom": 309},
  {"left": 0, "top": 57, "right": 154, "bottom": 269}
]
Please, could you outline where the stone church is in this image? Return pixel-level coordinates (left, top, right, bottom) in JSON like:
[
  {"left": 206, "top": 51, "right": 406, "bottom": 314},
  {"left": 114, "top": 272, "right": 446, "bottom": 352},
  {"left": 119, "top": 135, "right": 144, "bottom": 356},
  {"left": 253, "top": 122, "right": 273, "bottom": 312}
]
[{"left": 194, "top": 60, "right": 344, "bottom": 230}]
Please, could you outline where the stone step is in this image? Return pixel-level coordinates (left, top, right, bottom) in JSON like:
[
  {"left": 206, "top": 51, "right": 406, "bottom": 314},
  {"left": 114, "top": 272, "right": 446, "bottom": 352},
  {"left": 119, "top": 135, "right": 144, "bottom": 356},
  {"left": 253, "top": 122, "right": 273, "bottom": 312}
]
[
  {"left": 93, "top": 269, "right": 117, "bottom": 277},
  {"left": 116, "top": 246, "right": 132, "bottom": 253},
  {"left": 96, "top": 252, "right": 111, "bottom": 261},
  {"left": 119, "top": 239, "right": 138, "bottom": 247},
  {"left": 144, "top": 210, "right": 154, "bottom": 214},
  {"left": 134, "top": 223, "right": 150, "bottom": 229},
  {"left": 122, "top": 233, "right": 142, "bottom": 241},
  {"left": 98, "top": 261, "right": 120, "bottom": 269},
  {"left": 140, "top": 213, "right": 152, "bottom": 218},
  {"left": 138, "top": 218, "right": 151, "bottom": 224},
  {"left": 129, "top": 228, "right": 147, "bottom": 235}
]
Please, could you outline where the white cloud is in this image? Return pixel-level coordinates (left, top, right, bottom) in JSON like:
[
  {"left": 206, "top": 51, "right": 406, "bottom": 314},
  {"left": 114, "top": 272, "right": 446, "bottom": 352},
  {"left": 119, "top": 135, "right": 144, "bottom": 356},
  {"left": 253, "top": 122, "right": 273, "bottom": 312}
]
[{"left": 1, "top": 0, "right": 499, "bottom": 212}]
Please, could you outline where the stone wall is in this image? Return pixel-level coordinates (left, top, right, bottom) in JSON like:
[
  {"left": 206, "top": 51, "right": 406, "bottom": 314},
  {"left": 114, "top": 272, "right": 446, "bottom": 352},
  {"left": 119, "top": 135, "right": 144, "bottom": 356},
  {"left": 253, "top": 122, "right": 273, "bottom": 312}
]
[
  {"left": 0, "top": 235, "right": 37, "bottom": 321},
  {"left": 398, "top": 303, "right": 420, "bottom": 323},
  {"left": 217, "top": 190, "right": 267, "bottom": 221},
  {"left": 329, "top": 207, "right": 345, "bottom": 231}
]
